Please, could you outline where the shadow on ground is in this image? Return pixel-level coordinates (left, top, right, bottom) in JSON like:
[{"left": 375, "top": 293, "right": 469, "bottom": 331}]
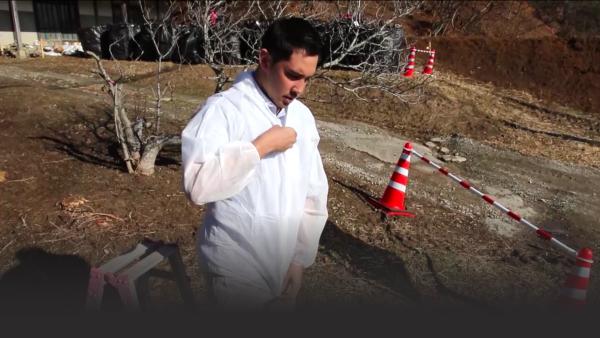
[
  {"left": 328, "top": 178, "right": 497, "bottom": 311},
  {"left": 31, "top": 108, "right": 182, "bottom": 172},
  {"left": 319, "top": 219, "right": 421, "bottom": 304},
  {"left": 0, "top": 248, "right": 91, "bottom": 314}
]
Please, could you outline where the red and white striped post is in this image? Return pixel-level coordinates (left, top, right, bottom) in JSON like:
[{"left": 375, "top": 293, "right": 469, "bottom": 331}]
[
  {"left": 403, "top": 47, "right": 417, "bottom": 78},
  {"left": 410, "top": 148, "right": 595, "bottom": 306},
  {"left": 561, "top": 248, "right": 593, "bottom": 308},
  {"left": 422, "top": 50, "right": 436, "bottom": 75}
]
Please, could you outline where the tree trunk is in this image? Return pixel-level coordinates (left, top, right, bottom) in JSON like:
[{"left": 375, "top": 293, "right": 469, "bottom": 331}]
[
  {"left": 211, "top": 64, "right": 229, "bottom": 94},
  {"left": 119, "top": 107, "right": 141, "bottom": 161},
  {"left": 113, "top": 86, "right": 134, "bottom": 173},
  {"left": 136, "top": 135, "right": 181, "bottom": 176}
]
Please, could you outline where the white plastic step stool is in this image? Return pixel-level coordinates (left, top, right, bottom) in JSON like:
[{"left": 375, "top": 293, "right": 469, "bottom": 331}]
[{"left": 85, "top": 239, "right": 194, "bottom": 311}]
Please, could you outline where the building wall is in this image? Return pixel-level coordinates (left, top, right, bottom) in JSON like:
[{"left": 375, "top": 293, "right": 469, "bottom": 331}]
[
  {"left": 0, "top": 0, "right": 114, "bottom": 47},
  {"left": 97, "top": 0, "right": 113, "bottom": 24},
  {"left": 0, "top": 0, "right": 37, "bottom": 46},
  {"left": 79, "top": 0, "right": 95, "bottom": 28},
  {"left": 78, "top": 0, "right": 113, "bottom": 28},
  {"left": 0, "top": 1, "right": 11, "bottom": 46}
]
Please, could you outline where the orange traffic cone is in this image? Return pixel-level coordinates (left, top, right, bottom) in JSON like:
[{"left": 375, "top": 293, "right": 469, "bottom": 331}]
[
  {"left": 403, "top": 47, "right": 416, "bottom": 78},
  {"left": 366, "top": 142, "right": 415, "bottom": 217},
  {"left": 422, "top": 50, "right": 436, "bottom": 75},
  {"left": 560, "top": 248, "right": 593, "bottom": 308}
]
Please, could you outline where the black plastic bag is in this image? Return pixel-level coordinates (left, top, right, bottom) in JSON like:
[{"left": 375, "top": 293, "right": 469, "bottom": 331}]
[
  {"left": 320, "top": 19, "right": 364, "bottom": 67},
  {"left": 322, "top": 19, "right": 406, "bottom": 71},
  {"left": 132, "top": 23, "right": 175, "bottom": 61},
  {"left": 213, "top": 32, "right": 241, "bottom": 65},
  {"left": 77, "top": 25, "right": 109, "bottom": 57},
  {"left": 171, "top": 26, "right": 204, "bottom": 64},
  {"left": 378, "top": 25, "right": 406, "bottom": 72},
  {"left": 101, "top": 23, "right": 140, "bottom": 60}
]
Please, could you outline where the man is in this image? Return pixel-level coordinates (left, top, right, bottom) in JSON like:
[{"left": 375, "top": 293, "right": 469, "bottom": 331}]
[{"left": 181, "top": 18, "right": 329, "bottom": 309}]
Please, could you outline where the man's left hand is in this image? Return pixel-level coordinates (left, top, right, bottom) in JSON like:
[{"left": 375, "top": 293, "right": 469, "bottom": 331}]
[{"left": 280, "top": 261, "right": 304, "bottom": 301}]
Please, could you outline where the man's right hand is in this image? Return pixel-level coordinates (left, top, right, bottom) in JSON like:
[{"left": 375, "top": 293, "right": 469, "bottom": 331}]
[{"left": 252, "top": 125, "right": 297, "bottom": 159}]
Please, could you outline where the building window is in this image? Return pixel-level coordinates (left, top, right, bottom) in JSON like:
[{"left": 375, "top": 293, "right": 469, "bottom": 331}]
[{"left": 33, "top": 0, "right": 80, "bottom": 41}]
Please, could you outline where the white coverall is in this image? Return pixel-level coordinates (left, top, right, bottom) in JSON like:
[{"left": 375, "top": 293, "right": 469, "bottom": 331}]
[{"left": 181, "top": 71, "right": 329, "bottom": 307}]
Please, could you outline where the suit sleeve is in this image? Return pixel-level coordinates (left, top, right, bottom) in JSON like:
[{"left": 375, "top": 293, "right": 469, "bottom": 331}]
[{"left": 181, "top": 101, "right": 260, "bottom": 205}]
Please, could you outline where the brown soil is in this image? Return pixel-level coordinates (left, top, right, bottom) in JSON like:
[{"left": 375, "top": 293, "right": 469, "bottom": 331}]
[
  {"left": 429, "top": 36, "right": 600, "bottom": 116},
  {"left": 401, "top": 1, "right": 600, "bottom": 116}
]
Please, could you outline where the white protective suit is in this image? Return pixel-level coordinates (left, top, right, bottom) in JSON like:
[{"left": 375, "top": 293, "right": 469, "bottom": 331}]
[{"left": 181, "top": 71, "right": 329, "bottom": 306}]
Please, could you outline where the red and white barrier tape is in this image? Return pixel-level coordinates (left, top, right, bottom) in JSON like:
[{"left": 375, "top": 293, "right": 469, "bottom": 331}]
[
  {"left": 405, "top": 47, "right": 434, "bottom": 54},
  {"left": 413, "top": 48, "right": 434, "bottom": 54},
  {"left": 410, "top": 148, "right": 578, "bottom": 258}
]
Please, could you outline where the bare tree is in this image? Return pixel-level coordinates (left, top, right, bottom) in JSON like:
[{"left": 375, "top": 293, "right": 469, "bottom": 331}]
[
  {"left": 256, "top": 0, "right": 290, "bottom": 19},
  {"left": 237, "top": 1, "right": 290, "bottom": 65},
  {"left": 310, "top": 0, "right": 429, "bottom": 104},
  {"left": 185, "top": 0, "right": 260, "bottom": 93},
  {"left": 193, "top": 0, "right": 428, "bottom": 104},
  {"left": 84, "top": 0, "right": 432, "bottom": 174},
  {"left": 177, "top": 0, "right": 430, "bottom": 104},
  {"left": 87, "top": 52, "right": 138, "bottom": 174},
  {"left": 137, "top": 0, "right": 183, "bottom": 134},
  {"left": 87, "top": 0, "right": 183, "bottom": 176}
]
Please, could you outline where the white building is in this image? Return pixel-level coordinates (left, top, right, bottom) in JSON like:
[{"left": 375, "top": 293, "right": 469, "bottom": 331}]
[{"left": 0, "top": 0, "right": 155, "bottom": 47}]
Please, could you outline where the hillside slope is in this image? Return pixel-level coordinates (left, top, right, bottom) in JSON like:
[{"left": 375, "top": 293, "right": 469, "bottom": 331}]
[{"left": 404, "top": 1, "right": 600, "bottom": 115}]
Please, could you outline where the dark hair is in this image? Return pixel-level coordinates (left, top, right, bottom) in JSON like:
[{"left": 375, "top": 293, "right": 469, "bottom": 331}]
[{"left": 261, "top": 17, "right": 322, "bottom": 65}]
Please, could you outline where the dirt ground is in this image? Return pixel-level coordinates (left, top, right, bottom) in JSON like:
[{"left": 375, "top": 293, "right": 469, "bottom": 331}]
[
  {"left": 0, "top": 51, "right": 599, "bottom": 313},
  {"left": 403, "top": 1, "right": 600, "bottom": 116},
  {"left": 431, "top": 36, "right": 600, "bottom": 116}
]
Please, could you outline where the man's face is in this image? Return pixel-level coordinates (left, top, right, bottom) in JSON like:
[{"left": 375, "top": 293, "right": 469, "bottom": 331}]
[{"left": 258, "top": 48, "right": 318, "bottom": 109}]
